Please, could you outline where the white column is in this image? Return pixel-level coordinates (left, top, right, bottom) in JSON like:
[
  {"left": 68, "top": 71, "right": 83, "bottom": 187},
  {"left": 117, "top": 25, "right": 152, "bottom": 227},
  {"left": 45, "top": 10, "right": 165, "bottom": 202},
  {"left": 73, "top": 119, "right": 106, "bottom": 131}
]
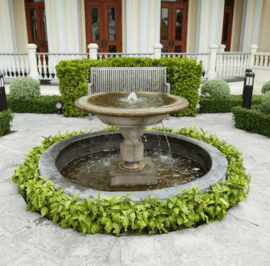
[
  {"left": 88, "top": 43, "right": 98, "bottom": 60},
  {"left": 73, "top": 0, "right": 81, "bottom": 53},
  {"left": 138, "top": 0, "right": 149, "bottom": 53},
  {"left": 208, "top": 0, "right": 220, "bottom": 48},
  {"left": 155, "top": 0, "right": 161, "bottom": 44},
  {"left": 251, "top": 0, "right": 263, "bottom": 46},
  {"left": 54, "top": 0, "right": 68, "bottom": 53},
  {"left": 27, "top": 44, "right": 40, "bottom": 82},
  {"left": 240, "top": 0, "right": 251, "bottom": 52},
  {"left": 195, "top": 0, "right": 207, "bottom": 52},
  {"left": 207, "top": 44, "right": 218, "bottom": 80},
  {"left": 0, "top": 0, "right": 17, "bottom": 52},
  {"left": 126, "top": 0, "right": 133, "bottom": 53},
  {"left": 217, "top": 0, "right": 225, "bottom": 46},
  {"left": 249, "top": 44, "right": 258, "bottom": 69},
  {"left": 44, "top": 0, "right": 53, "bottom": 52}
]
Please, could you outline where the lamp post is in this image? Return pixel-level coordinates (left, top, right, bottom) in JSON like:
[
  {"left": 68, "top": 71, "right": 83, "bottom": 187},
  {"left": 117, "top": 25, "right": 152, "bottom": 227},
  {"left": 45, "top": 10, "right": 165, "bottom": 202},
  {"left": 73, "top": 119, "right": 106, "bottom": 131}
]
[
  {"left": 0, "top": 74, "right": 7, "bottom": 111},
  {"left": 242, "top": 69, "right": 255, "bottom": 109}
]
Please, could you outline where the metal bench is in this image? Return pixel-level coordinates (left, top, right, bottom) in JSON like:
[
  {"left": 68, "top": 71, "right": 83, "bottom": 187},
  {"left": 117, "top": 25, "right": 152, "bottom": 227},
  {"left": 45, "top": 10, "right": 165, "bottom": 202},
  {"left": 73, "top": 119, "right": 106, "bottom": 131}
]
[{"left": 87, "top": 67, "right": 171, "bottom": 119}]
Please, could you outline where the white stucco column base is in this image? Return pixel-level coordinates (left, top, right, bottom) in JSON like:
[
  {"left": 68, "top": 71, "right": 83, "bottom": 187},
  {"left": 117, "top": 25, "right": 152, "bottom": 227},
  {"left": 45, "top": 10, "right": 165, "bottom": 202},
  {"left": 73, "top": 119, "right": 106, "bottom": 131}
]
[
  {"left": 207, "top": 44, "right": 218, "bottom": 80},
  {"left": 27, "top": 44, "right": 40, "bottom": 83}
]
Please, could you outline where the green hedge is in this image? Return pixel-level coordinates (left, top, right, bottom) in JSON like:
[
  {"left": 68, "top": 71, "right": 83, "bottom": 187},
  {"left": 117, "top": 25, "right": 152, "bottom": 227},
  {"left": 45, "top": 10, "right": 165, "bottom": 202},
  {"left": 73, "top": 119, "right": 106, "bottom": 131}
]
[
  {"left": 7, "top": 95, "right": 62, "bottom": 114},
  {"left": 12, "top": 126, "right": 250, "bottom": 235},
  {"left": 232, "top": 105, "right": 270, "bottom": 137},
  {"left": 55, "top": 57, "right": 203, "bottom": 117},
  {"left": 199, "top": 95, "right": 262, "bottom": 113},
  {"left": 0, "top": 109, "right": 14, "bottom": 137}
]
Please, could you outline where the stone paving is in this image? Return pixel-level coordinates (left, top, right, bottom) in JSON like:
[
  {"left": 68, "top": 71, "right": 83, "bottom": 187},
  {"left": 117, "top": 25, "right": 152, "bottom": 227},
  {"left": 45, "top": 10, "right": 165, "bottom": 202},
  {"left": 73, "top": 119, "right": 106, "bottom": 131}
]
[{"left": 0, "top": 113, "right": 270, "bottom": 266}]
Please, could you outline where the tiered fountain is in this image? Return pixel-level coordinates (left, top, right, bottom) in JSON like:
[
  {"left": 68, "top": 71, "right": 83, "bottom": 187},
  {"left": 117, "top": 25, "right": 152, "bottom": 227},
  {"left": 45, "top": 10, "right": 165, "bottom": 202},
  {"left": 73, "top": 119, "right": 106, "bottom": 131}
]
[{"left": 39, "top": 92, "right": 227, "bottom": 201}]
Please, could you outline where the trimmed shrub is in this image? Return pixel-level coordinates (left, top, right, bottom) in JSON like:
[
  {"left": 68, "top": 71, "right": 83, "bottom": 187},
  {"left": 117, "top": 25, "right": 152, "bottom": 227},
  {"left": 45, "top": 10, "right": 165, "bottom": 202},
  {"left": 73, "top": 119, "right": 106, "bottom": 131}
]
[
  {"left": 0, "top": 109, "right": 14, "bottom": 136},
  {"left": 201, "top": 79, "right": 230, "bottom": 99},
  {"left": 199, "top": 95, "right": 262, "bottom": 113},
  {"left": 12, "top": 127, "right": 250, "bottom": 235},
  {"left": 262, "top": 92, "right": 270, "bottom": 113},
  {"left": 232, "top": 105, "right": 270, "bottom": 137},
  {"left": 9, "top": 77, "right": 40, "bottom": 100},
  {"left": 6, "top": 95, "right": 61, "bottom": 114},
  {"left": 55, "top": 57, "right": 203, "bottom": 117},
  {"left": 262, "top": 81, "right": 270, "bottom": 94}
]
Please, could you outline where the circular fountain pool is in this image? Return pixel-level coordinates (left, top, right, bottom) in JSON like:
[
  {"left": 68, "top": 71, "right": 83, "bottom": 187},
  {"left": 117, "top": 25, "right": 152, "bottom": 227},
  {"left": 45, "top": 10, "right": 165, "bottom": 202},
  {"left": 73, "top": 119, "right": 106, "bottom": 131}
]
[{"left": 39, "top": 130, "right": 227, "bottom": 202}]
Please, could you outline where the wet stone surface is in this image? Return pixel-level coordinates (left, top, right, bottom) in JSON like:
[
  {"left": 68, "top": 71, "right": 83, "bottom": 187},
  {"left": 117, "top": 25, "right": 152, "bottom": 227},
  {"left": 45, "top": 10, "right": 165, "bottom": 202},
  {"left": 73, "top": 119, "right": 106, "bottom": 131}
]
[{"left": 61, "top": 149, "right": 208, "bottom": 192}]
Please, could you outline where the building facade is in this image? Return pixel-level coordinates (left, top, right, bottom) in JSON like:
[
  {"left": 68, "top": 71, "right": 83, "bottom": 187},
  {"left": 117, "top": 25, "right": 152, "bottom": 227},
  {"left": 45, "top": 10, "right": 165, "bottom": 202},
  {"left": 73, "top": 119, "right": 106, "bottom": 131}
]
[{"left": 0, "top": 0, "right": 269, "bottom": 55}]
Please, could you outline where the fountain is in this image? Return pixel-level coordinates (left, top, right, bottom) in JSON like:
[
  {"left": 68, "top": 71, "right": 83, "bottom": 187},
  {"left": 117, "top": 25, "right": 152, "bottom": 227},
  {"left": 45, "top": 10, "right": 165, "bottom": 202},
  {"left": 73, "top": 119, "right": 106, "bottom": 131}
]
[
  {"left": 39, "top": 91, "right": 227, "bottom": 201},
  {"left": 74, "top": 92, "right": 189, "bottom": 187}
]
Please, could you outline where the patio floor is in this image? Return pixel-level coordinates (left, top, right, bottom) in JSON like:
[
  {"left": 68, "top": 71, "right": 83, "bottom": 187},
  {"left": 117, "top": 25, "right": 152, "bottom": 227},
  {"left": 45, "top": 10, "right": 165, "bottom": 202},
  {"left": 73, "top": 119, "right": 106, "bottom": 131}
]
[{"left": 0, "top": 113, "right": 269, "bottom": 266}]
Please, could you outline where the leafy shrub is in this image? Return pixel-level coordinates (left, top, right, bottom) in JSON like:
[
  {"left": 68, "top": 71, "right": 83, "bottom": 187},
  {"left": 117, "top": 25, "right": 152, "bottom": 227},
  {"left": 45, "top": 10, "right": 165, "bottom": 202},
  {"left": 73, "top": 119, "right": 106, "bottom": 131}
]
[
  {"left": 9, "top": 77, "right": 40, "bottom": 100},
  {"left": 0, "top": 109, "right": 14, "bottom": 136},
  {"left": 262, "top": 81, "right": 270, "bottom": 94},
  {"left": 6, "top": 95, "right": 61, "bottom": 113},
  {"left": 55, "top": 57, "right": 202, "bottom": 117},
  {"left": 262, "top": 92, "right": 270, "bottom": 113},
  {"left": 12, "top": 127, "right": 250, "bottom": 235},
  {"left": 199, "top": 95, "right": 262, "bottom": 113},
  {"left": 201, "top": 79, "right": 230, "bottom": 99},
  {"left": 232, "top": 105, "right": 270, "bottom": 137}
]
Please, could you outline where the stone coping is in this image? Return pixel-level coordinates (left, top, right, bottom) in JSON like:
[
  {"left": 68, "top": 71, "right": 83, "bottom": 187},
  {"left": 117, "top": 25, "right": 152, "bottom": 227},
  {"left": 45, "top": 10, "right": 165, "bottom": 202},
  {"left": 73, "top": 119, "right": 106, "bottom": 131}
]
[{"left": 39, "top": 131, "right": 227, "bottom": 202}]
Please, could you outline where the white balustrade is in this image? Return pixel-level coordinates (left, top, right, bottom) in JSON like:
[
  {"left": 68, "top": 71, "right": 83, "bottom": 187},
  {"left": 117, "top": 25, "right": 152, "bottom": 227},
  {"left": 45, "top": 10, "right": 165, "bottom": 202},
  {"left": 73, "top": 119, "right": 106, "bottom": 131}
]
[
  {"left": 216, "top": 53, "right": 250, "bottom": 77},
  {"left": 0, "top": 53, "right": 29, "bottom": 80},
  {"left": 252, "top": 53, "right": 270, "bottom": 68}
]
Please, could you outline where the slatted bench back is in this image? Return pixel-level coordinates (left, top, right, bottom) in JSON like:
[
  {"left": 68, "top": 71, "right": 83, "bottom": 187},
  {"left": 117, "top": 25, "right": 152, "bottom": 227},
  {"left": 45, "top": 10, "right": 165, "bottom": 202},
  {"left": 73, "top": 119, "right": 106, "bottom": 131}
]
[{"left": 90, "top": 67, "right": 168, "bottom": 94}]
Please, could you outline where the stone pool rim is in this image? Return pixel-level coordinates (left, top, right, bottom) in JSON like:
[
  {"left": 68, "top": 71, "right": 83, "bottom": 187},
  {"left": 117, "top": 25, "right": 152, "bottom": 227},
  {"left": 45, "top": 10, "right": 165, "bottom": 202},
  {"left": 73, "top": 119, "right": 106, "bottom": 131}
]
[{"left": 38, "top": 130, "right": 228, "bottom": 202}]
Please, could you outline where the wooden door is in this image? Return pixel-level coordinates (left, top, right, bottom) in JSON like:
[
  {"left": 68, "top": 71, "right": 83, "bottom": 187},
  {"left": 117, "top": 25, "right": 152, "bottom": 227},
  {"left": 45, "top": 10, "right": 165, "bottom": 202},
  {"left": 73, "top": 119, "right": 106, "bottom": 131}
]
[
  {"left": 85, "top": 0, "right": 122, "bottom": 53},
  {"left": 222, "top": 0, "right": 234, "bottom": 51},
  {"left": 25, "top": 1, "right": 48, "bottom": 52},
  {"left": 160, "top": 1, "right": 188, "bottom": 53}
]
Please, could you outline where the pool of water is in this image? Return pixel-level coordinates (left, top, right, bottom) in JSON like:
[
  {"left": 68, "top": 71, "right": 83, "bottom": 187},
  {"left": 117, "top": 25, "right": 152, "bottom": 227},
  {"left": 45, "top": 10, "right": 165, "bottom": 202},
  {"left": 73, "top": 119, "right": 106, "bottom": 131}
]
[{"left": 61, "top": 149, "right": 208, "bottom": 192}]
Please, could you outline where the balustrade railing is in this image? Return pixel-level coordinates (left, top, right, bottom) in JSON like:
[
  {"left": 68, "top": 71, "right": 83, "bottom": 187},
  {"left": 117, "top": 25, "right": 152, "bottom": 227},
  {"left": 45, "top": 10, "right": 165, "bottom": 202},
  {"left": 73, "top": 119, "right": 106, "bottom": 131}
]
[
  {"left": 0, "top": 53, "right": 29, "bottom": 79},
  {"left": 97, "top": 53, "right": 154, "bottom": 60},
  {"left": 161, "top": 53, "right": 210, "bottom": 77},
  {"left": 253, "top": 53, "right": 270, "bottom": 68},
  {"left": 216, "top": 52, "right": 250, "bottom": 77},
  {"left": 36, "top": 53, "right": 89, "bottom": 80}
]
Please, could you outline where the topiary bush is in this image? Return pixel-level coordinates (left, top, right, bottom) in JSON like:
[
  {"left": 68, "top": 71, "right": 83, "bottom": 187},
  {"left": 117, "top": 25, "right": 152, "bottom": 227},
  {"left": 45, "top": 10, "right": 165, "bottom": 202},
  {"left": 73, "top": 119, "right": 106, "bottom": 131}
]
[
  {"left": 0, "top": 109, "right": 14, "bottom": 137},
  {"left": 201, "top": 79, "right": 230, "bottom": 99},
  {"left": 262, "top": 81, "right": 270, "bottom": 94},
  {"left": 262, "top": 92, "right": 270, "bottom": 113},
  {"left": 9, "top": 77, "right": 40, "bottom": 100},
  {"left": 55, "top": 57, "right": 202, "bottom": 117}
]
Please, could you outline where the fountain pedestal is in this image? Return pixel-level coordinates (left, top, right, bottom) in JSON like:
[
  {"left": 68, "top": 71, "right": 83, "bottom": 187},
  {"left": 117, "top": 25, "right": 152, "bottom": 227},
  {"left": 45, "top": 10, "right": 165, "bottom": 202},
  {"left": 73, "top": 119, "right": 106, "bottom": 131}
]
[{"left": 109, "top": 126, "right": 157, "bottom": 187}]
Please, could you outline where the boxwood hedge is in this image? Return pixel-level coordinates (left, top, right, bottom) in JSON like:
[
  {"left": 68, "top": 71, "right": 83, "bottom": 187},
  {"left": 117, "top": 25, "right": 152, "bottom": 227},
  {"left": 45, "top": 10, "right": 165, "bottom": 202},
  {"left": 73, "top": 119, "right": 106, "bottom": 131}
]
[
  {"left": 7, "top": 95, "right": 62, "bottom": 114},
  {"left": 199, "top": 95, "right": 262, "bottom": 113},
  {"left": 0, "top": 109, "right": 14, "bottom": 137},
  {"left": 12, "top": 126, "right": 250, "bottom": 235},
  {"left": 232, "top": 105, "right": 270, "bottom": 137},
  {"left": 55, "top": 57, "right": 203, "bottom": 118}
]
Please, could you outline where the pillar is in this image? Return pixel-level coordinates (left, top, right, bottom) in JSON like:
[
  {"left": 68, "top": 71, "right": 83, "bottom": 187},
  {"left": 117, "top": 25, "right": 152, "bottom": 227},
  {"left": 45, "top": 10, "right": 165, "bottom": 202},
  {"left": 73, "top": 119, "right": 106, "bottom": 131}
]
[
  {"left": 195, "top": 0, "right": 207, "bottom": 53},
  {"left": 72, "top": 0, "right": 81, "bottom": 53},
  {"left": 207, "top": 44, "right": 218, "bottom": 80},
  {"left": 44, "top": 0, "right": 53, "bottom": 53},
  {"left": 54, "top": 0, "right": 68, "bottom": 53},
  {"left": 155, "top": 0, "right": 161, "bottom": 44},
  {"left": 251, "top": 0, "right": 263, "bottom": 46},
  {"left": 27, "top": 44, "right": 40, "bottom": 82},
  {"left": 208, "top": 0, "right": 221, "bottom": 48},
  {"left": 138, "top": 0, "right": 149, "bottom": 53},
  {"left": 126, "top": 0, "right": 133, "bottom": 53},
  {"left": 240, "top": 0, "right": 251, "bottom": 52}
]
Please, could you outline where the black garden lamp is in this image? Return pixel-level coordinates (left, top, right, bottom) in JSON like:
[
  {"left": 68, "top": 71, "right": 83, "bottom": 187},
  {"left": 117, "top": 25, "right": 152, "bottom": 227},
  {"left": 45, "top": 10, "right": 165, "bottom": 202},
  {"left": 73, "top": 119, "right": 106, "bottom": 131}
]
[
  {"left": 55, "top": 101, "right": 63, "bottom": 114},
  {"left": 242, "top": 70, "right": 255, "bottom": 109},
  {"left": 0, "top": 74, "right": 7, "bottom": 111},
  {"left": 242, "top": 69, "right": 252, "bottom": 98}
]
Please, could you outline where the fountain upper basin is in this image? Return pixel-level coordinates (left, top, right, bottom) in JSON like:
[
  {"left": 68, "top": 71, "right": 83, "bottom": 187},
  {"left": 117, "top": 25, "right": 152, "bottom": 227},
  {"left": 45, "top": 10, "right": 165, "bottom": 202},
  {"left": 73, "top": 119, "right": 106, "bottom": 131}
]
[{"left": 74, "top": 92, "right": 189, "bottom": 127}]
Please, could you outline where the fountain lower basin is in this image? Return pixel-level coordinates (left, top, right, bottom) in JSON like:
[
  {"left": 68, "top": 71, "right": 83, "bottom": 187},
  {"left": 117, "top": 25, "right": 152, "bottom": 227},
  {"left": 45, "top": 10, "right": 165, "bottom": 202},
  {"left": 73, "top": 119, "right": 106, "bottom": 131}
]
[{"left": 38, "top": 131, "right": 227, "bottom": 202}]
